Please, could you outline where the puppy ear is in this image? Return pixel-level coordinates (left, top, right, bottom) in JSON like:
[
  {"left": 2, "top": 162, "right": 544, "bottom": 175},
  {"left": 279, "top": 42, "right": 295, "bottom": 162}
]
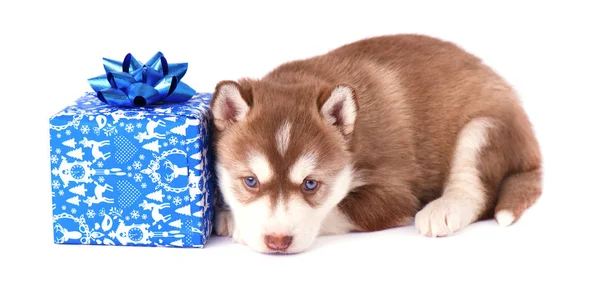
[
  {"left": 210, "top": 80, "right": 253, "bottom": 131},
  {"left": 318, "top": 84, "right": 359, "bottom": 136}
]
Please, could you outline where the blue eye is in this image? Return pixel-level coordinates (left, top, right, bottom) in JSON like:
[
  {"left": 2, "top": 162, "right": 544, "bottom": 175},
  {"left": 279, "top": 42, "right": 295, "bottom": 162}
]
[
  {"left": 302, "top": 179, "right": 319, "bottom": 192},
  {"left": 244, "top": 177, "right": 258, "bottom": 188}
]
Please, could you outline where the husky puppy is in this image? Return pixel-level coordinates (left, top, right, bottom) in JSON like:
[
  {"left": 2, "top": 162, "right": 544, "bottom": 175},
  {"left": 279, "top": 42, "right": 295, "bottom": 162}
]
[{"left": 209, "top": 34, "right": 542, "bottom": 254}]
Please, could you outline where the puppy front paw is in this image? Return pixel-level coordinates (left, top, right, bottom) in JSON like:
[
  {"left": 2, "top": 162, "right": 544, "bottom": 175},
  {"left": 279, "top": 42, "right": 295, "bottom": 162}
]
[
  {"left": 214, "top": 209, "right": 244, "bottom": 244},
  {"left": 214, "top": 209, "right": 235, "bottom": 237},
  {"left": 415, "top": 197, "right": 476, "bottom": 237}
]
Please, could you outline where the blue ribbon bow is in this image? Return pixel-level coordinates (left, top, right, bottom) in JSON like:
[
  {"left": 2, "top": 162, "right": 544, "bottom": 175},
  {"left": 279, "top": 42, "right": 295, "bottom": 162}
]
[{"left": 88, "top": 52, "right": 196, "bottom": 107}]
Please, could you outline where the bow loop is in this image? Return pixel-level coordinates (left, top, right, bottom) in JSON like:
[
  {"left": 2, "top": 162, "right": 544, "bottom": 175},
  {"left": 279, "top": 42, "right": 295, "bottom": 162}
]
[
  {"left": 122, "top": 53, "right": 143, "bottom": 73},
  {"left": 88, "top": 52, "right": 196, "bottom": 107},
  {"left": 107, "top": 71, "right": 136, "bottom": 89},
  {"left": 167, "top": 63, "right": 188, "bottom": 81},
  {"left": 154, "top": 75, "right": 178, "bottom": 98},
  {"left": 102, "top": 57, "right": 125, "bottom": 73}
]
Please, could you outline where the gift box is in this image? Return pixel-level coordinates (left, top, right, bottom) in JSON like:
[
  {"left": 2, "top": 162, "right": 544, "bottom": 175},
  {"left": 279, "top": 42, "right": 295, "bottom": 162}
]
[{"left": 49, "top": 52, "right": 217, "bottom": 248}]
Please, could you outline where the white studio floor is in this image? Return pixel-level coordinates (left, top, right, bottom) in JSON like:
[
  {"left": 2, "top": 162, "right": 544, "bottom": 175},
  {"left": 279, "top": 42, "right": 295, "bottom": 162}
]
[{"left": 1, "top": 1, "right": 598, "bottom": 292}]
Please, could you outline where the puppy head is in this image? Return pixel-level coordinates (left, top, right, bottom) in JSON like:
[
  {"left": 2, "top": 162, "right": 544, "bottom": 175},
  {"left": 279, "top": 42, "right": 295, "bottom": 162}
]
[{"left": 209, "top": 79, "right": 359, "bottom": 254}]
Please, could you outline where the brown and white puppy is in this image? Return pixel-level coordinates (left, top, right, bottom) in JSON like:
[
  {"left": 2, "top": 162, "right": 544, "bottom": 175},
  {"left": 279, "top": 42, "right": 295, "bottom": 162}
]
[{"left": 209, "top": 34, "right": 542, "bottom": 254}]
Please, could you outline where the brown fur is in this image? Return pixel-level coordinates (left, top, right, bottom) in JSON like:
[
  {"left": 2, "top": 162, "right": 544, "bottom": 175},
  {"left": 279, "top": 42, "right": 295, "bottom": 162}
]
[
  {"left": 210, "top": 34, "right": 542, "bottom": 233},
  {"left": 211, "top": 80, "right": 352, "bottom": 210}
]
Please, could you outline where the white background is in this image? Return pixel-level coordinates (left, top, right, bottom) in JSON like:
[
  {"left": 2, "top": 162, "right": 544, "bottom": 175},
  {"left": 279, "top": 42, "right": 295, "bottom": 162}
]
[{"left": 1, "top": 1, "right": 599, "bottom": 292}]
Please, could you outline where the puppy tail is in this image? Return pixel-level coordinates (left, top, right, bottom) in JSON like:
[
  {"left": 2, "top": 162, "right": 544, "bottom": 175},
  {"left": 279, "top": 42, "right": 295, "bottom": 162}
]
[{"left": 493, "top": 168, "right": 543, "bottom": 227}]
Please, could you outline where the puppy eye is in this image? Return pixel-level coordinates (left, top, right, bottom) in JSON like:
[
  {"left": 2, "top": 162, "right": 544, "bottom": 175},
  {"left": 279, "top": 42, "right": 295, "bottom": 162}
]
[
  {"left": 243, "top": 177, "right": 259, "bottom": 189},
  {"left": 302, "top": 179, "right": 319, "bottom": 192}
]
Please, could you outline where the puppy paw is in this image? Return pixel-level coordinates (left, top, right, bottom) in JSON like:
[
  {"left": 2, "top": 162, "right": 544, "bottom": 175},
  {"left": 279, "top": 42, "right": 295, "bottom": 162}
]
[
  {"left": 214, "top": 209, "right": 235, "bottom": 237},
  {"left": 214, "top": 209, "right": 244, "bottom": 244},
  {"left": 415, "top": 198, "right": 476, "bottom": 237}
]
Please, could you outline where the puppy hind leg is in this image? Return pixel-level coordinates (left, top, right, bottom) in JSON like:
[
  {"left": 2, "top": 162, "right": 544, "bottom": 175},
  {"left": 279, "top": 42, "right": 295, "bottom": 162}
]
[{"left": 415, "top": 117, "right": 497, "bottom": 237}]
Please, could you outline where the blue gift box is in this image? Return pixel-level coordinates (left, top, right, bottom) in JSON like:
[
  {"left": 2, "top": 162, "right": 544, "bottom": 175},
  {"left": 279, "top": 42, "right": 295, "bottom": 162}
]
[{"left": 49, "top": 92, "right": 216, "bottom": 248}]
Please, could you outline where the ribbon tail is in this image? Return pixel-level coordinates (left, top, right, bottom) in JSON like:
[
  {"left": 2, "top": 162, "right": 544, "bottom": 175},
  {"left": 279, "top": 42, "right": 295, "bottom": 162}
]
[
  {"left": 166, "top": 63, "right": 188, "bottom": 80},
  {"left": 163, "top": 81, "right": 196, "bottom": 103},
  {"left": 97, "top": 88, "right": 131, "bottom": 106},
  {"left": 88, "top": 74, "right": 112, "bottom": 92}
]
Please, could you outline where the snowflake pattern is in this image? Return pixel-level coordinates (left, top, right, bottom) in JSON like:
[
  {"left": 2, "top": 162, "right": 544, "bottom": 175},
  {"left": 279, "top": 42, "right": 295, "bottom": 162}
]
[
  {"left": 173, "top": 196, "right": 182, "bottom": 206},
  {"left": 50, "top": 92, "right": 216, "bottom": 248}
]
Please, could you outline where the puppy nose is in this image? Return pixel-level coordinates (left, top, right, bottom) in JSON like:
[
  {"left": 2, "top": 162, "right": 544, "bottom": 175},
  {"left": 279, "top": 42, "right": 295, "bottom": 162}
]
[{"left": 264, "top": 234, "right": 293, "bottom": 251}]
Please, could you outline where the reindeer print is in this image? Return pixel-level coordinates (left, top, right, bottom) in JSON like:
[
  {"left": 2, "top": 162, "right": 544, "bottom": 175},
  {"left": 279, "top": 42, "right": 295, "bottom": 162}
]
[
  {"left": 79, "top": 137, "right": 111, "bottom": 162},
  {"left": 139, "top": 200, "right": 171, "bottom": 225},
  {"left": 164, "top": 160, "right": 188, "bottom": 182},
  {"left": 50, "top": 92, "right": 216, "bottom": 248},
  {"left": 109, "top": 110, "right": 146, "bottom": 124},
  {"left": 84, "top": 182, "right": 115, "bottom": 207},
  {"left": 134, "top": 119, "right": 166, "bottom": 143},
  {"left": 54, "top": 223, "right": 83, "bottom": 244}
]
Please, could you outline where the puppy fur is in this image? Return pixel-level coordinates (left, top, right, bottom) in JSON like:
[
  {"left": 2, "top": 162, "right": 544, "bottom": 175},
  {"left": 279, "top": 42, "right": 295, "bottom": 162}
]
[{"left": 209, "top": 34, "right": 542, "bottom": 254}]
